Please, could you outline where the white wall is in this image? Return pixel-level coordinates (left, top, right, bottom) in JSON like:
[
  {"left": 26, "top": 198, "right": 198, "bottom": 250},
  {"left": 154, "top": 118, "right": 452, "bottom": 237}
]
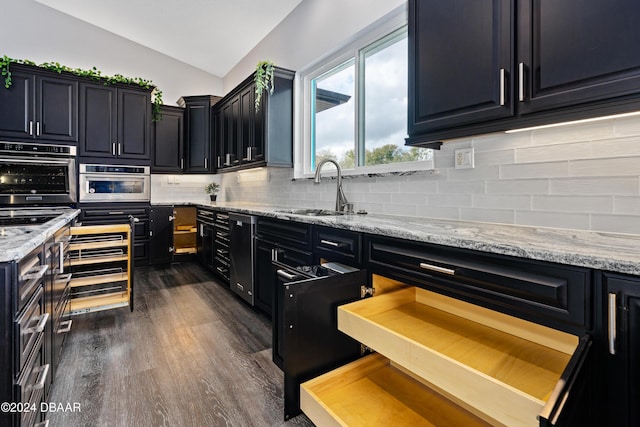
[
  {"left": 223, "top": 0, "right": 406, "bottom": 92},
  {"left": 2, "top": 0, "right": 223, "bottom": 105}
]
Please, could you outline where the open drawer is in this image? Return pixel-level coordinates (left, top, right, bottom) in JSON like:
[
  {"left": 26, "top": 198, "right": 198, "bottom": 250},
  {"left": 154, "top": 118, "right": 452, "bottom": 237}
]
[{"left": 302, "top": 285, "right": 593, "bottom": 427}]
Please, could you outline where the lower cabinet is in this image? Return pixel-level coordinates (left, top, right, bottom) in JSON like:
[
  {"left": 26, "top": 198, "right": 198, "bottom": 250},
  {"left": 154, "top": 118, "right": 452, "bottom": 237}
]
[
  {"left": 149, "top": 206, "right": 197, "bottom": 265},
  {"left": 300, "top": 279, "right": 594, "bottom": 427},
  {"left": 604, "top": 273, "right": 640, "bottom": 427}
]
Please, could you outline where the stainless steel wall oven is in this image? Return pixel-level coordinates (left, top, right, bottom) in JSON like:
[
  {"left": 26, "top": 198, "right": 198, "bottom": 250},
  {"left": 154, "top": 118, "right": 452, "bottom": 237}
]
[{"left": 0, "top": 142, "right": 77, "bottom": 206}]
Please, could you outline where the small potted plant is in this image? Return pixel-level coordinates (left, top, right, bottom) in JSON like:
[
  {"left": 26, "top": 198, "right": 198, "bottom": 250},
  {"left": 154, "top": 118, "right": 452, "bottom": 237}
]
[{"left": 205, "top": 182, "right": 220, "bottom": 202}]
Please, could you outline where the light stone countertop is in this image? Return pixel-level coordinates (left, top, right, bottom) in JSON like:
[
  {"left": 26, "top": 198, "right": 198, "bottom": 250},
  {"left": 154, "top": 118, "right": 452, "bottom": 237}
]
[
  {"left": 0, "top": 208, "right": 81, "bottom": 262},
  {"left": 189, "top": 201, "right": 640, "bottom": 276}
]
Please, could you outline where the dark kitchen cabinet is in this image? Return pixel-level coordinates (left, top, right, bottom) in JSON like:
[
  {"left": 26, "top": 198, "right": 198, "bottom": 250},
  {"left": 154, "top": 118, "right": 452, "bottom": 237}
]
[
  {"left": 255, "top": 217, "right": 313, "bottom": 318},
  {"left": 179, "top": 95, "right": 221, "bottom": 173},
  {"left": 79, "top": 82, "right": 151, "bottom": 161},
  {"left": 213, "top": 67, "right": 294, "bottom": 172},
  {"left": 151, "top": 105, "right": 184, "bottom": 173},
  {"left": 313, "top": 226, "right": 362, "bottom": 267},
  {"left": 407, "top": 0, "right": 513, "bottom": 139},
  {"left": 604, "top": 273, "right": 640, "bottom": 427},
  {"left": 149, "top": 205, "right": 175, "bottom": 265},
  {"left": 196, "top": 207, "right": 216, "bottom": 272},
  {"left": 0, "top": 65, "right": 78, "bottom": 143},
  {"left": 407, "top": 0, "right": 640, "bottom": 145}
]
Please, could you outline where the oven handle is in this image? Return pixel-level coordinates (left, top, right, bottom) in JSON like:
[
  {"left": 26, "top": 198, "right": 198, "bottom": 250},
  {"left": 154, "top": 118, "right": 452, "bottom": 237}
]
[{"left": 0, "top": 157, "right": 71, "bottom": 165}]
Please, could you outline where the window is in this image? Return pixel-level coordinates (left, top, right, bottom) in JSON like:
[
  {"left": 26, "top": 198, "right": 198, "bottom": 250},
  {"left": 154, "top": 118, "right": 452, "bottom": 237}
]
[{"left": 297, "top": 10, "right": 433, "bottom": 177}]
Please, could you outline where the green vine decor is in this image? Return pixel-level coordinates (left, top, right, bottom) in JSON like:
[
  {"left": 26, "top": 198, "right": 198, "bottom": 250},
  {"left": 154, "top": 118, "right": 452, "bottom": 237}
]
[
  {"left": 254, "top": 60, "right": 275, "bottom": 112},
  {"left": 1, "top": 55, "right": 164, "bottom": 121}
]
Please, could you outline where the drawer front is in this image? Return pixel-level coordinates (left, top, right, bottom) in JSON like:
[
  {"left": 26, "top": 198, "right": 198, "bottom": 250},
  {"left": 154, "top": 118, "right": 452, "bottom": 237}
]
[
  {"left": 15, "top": 287, "right": 47, "bottom": 375},
  {"left": 196, "top": 208, "right": 215, "bottom": 224},
  {"left": 15, "top": 334, "right": 48, "bottom": 427},
  {"left": 16, "top": 249, "right": 46, "bottom": 314},
  {"left": 364, "top": 235, "right": 592, "bottom": 332},
  {"left": 313, "top": 226, "right": 361, "bottom": 266},
  {"left": 257, "top": 217, "right": 312, "bottom": 250}
]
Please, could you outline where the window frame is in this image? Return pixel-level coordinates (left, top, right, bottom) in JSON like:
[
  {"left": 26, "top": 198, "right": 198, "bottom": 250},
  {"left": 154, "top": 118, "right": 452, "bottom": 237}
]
[{"left": 294, "top": 5, "right": 434, "bottom": 179}]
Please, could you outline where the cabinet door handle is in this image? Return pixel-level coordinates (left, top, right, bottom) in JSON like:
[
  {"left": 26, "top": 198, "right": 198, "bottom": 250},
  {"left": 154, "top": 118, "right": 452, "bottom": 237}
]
[
  {"left": 29, "top": 121, "right": 34, "bottom": 136},
  {"left": 118, "top": 143, "right": 122, "bottom": 156},
  {"left": 204, "top": 157, "right": 208, "bottom": 169},
  {"left": 518, "top": 62, "right": 525, "bottom": 102},
  {"left": 36, "top": 121, "right": 41, "bottom": 136},
  {"left": 419, "top": 262, "right": 455, "bottom": 275},
  {"left": 217, "top": 156, "right": 222, "bottom": 168},
  {"left": 58, "top": 242, "right": 65, "bottom": 274},
  {"left": 499, "top": 68, "right": 506, "bottom": 106},
  {"left": 180, "top": 158, "right": 184, "bottom": 169},
  {"left": 112, "top": 142, "right": 117, "bottom": 156},
  {"left": 608, "top": 292, "right": 617, "bottom": 355}
]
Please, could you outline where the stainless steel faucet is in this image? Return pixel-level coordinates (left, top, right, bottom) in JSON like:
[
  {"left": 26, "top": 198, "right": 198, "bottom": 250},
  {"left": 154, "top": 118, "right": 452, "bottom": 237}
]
[{"left": 314, "top": 159, "right": 352, "bottom": 213}]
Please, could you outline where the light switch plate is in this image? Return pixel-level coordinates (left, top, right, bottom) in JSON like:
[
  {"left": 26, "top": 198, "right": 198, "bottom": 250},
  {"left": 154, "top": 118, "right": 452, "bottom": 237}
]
[{"left": 454, "top": 148, "right": 474, "bottom": 169}]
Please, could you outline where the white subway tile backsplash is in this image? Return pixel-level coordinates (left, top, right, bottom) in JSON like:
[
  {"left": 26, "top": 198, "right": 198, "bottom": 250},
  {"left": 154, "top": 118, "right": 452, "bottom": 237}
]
[
  {"left": 473, "top": 194, "right": 531, "bottom": 210},
  {"left": 532, "top": 195, "right": 613, "bottom": 214},
  {"left": 569, "top": 157, "right": 640, "bottom": 177},
  {"left": 500, "top": 161, "right": 569, "bottom": 179},
  {"left": 515, "top": 142, "right": 591, "bottom": 163},
  {"left": 550, "top": 177, "right": 639, "bottom": 196},
  {"left": 515, "top": 211, "right": 591, "bottom": 230},
  {"left": 155, "top": 116, "right": 640, "bottom": 236}
]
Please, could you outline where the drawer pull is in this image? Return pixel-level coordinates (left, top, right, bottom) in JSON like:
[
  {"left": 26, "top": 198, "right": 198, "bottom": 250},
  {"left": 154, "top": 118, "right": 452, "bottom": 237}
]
[
  {"left": 108, "top": 211, "right": 125, "bottom": 215},
  {"left": 419, "top": 262, "right": 455, "bottom": 275},
  {"left": 57, "top": 319, "right": 73, "bottom": 334},
  {"left": 20, "top": 265, "right": 49, "bottom": 281},
  {"left": 27, "top": 364, "right": 50, "bottom": 391},
  {"left": 608, "top": 293, "right": 617, "bottom": 355},
  {"left": 320, "top": 239, "right": 341, "bottom": 247},
  {"left": 35, "top": 420, "right": 50, "bottom": 427},
  {"left": 277, "top": 269, "right": 298, "bottom": 280},
  {"left": 25, "top": 312, "right": 50, "bottom": 334}
]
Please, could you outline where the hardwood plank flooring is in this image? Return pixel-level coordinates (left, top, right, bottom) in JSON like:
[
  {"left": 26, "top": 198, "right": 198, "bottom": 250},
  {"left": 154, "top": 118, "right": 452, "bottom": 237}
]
[{"left": 47, "top": 262, "right": 314, "bottom": 427}]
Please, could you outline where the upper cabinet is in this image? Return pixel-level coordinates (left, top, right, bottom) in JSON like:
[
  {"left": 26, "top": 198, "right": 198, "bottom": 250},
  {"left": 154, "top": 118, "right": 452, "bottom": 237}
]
[
  {"left": 179, "top": 95, "right": 221, "bottom": 173},
  {"left": 407, "top": 0, "right": 640, "bottom": 146},
  {"left": 213, "top": 67, "right": 294, "bottom": 173},
  {"left": 0, "top": 64, "right": 78, "bottom": 143},
  {"left": 79, "top": 82, "right": 151, "bottom": 162},
  {"left": 151, "top": 105, "right": 185, "bottom": 173}
]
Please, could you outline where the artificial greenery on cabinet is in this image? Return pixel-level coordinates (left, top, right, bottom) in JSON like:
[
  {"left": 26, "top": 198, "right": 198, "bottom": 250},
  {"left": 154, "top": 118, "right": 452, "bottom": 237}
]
[
  {"left": 1, "top": 55, "right": 164, "bottom": 121},
  {"left": 254, "top": 60, "right": 275, "bottom": 112}
]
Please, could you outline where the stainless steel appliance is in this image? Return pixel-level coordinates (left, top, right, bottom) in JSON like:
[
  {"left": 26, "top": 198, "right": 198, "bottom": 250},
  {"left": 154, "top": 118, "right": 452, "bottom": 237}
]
[
  {"left": 0, "top": 142, "right": 77, "bottom": 206},
  {"left": 79, "top": 164, "right": 150, "bottom": 203},
  {"left": 229, "top": 213, "right": 256, "bottom": 305}
]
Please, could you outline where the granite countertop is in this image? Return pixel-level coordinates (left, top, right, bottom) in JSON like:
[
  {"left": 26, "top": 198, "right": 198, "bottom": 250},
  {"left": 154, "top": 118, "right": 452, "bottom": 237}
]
[
  {"left": 191, "top": 201, "right": 640, "bottom": 276},
  {"left": 0, "top": 208, "right": 81, "bottom": 262}
]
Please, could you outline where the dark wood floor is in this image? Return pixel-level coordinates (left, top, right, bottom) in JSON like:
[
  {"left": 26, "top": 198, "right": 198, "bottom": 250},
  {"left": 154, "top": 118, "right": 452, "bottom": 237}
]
[{"left": 48, "top": 262, "right": 314, "bottom": 427}]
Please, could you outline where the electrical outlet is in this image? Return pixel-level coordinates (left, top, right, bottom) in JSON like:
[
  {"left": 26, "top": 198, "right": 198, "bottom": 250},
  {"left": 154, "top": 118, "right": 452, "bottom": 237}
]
[{"left": 454, "top": 148, "right": 474, "bottom": 169}]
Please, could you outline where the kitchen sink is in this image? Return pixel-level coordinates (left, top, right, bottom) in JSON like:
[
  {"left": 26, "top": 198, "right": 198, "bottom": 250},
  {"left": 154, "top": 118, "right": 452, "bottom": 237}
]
[{"left": 275, "top": 208, "right": 345, "bottom": 216}]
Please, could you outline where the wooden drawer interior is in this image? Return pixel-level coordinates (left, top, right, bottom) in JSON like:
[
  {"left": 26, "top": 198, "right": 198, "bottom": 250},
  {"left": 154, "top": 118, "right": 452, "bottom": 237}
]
[
  {"left": 336, "top": 284, "right": 580, "bottom": 427},
  {"left": 300, "top": 353, "right": 492, "bottom": 427}
]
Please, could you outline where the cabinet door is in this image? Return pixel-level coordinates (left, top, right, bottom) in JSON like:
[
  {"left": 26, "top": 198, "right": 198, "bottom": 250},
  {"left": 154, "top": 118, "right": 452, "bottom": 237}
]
[
  {"left": 37, "top": 75, "right": 78, "bottom": 142},
  {"left": 518, "top": 0, "right": 640, "bottom": 114},
  {"left": 80, "top": 83, "right": 117, "bottom": 157},
  {"left": 152, "top": 106, "right": 184, "bottom": 173},
  {"left": 281, "top": 269, "right": 368, "bottom": 420},
  {"left": 185, "top": 101, "right": 211, "bottom": 172},
  {"left": 149, "top": 206, "right": 174, "bottom": 265},
  {"left": 255, "top": 238, "right": 277, "bottom": 316},
  {"left": 408, "top": 0, "right": 513, "bottom": 136},
  {"left": 117, "top": 88, "right": 150, "bottom": 160},
  {"left": 221, "top": 96, "right": 241, "bottom": 168},
  {"left": 0, "top": 70, "right": 34, "bottom": 140},
  {"left": 605, "top": 273, "right": 640, "bottom": 427}
]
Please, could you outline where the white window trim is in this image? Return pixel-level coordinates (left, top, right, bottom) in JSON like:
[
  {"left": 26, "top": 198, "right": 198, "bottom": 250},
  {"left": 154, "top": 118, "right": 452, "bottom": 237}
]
[{"left": 293, "top": 4, "right": 435, "bottom": 179}]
